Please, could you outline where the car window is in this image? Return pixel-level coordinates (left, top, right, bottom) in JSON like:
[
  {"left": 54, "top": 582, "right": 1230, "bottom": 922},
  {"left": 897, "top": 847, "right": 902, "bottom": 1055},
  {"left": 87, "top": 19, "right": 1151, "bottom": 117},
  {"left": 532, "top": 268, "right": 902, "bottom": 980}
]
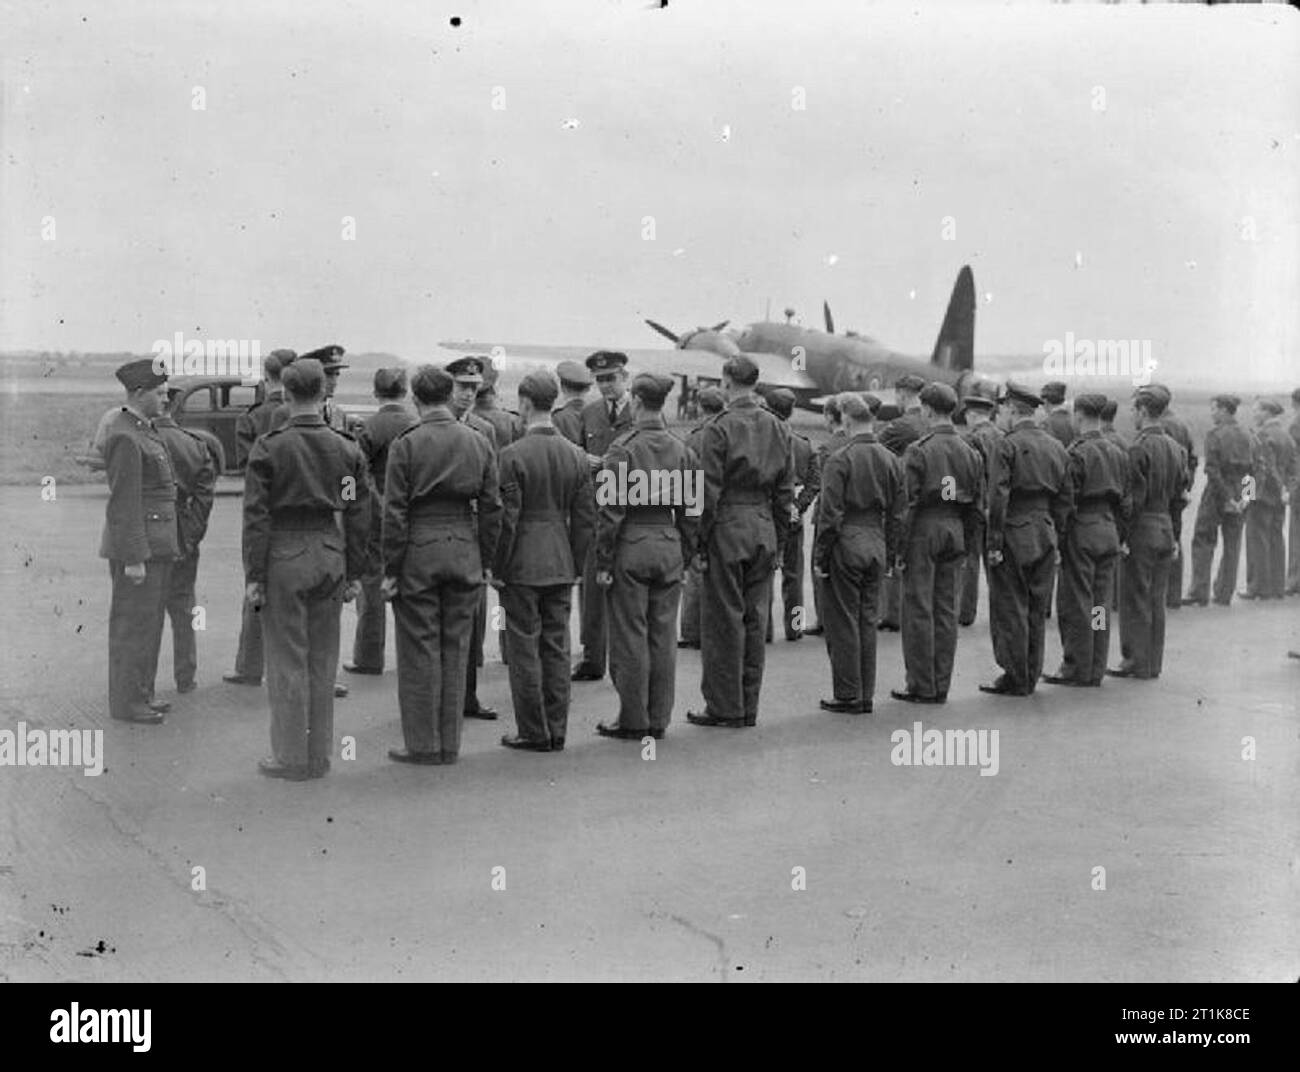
[
  {"left": 225, "top": 384, "right": 258, "bottom": 411},
  {"left": 182, "top": 387, "right": 215, "bottom": 413}
]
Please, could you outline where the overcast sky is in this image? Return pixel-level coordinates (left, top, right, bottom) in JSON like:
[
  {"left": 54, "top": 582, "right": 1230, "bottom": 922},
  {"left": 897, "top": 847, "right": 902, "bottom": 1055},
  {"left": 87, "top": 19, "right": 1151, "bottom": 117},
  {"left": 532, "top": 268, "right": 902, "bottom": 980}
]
[{"left": 3, "top": 0, "right": 1297, "bottom": 385}]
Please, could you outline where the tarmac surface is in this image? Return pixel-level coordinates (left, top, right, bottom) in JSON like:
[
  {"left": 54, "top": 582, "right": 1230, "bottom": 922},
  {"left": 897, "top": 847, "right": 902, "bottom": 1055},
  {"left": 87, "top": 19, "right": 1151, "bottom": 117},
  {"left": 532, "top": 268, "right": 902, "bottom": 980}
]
[{"left": 1, "top": 481, "right": 1297, "bottom": 981}]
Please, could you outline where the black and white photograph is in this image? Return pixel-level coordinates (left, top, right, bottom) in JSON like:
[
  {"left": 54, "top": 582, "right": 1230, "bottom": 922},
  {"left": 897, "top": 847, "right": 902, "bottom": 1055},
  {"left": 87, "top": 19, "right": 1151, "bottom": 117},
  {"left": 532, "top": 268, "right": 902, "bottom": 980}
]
[{"left": 1, "top": 0, "right": 1297, "bottom": 1010}]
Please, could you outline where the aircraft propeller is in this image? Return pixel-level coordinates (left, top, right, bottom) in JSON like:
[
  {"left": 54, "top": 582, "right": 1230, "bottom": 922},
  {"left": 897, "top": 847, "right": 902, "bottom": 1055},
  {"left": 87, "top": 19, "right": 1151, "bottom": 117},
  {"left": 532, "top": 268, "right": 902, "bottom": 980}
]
[
  {"left": 823, "top": 301, "right": 835, "bottom": 335},
  {"left": 644, "top": 319, "right": 730, "bottom": 347}
]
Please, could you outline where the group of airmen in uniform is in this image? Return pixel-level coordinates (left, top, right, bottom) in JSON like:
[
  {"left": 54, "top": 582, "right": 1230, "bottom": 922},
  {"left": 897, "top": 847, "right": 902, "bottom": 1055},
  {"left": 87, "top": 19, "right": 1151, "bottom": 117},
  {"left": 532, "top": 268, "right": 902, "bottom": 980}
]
[{"left": 98, "top": 349, "right": 1300, "bottom": 780}]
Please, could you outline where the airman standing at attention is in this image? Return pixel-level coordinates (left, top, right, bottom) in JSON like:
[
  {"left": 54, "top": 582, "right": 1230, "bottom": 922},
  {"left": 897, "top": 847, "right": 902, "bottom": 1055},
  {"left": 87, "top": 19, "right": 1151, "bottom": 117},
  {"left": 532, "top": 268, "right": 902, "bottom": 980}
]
[
  {"left": 494, "top": 372, "right": 594, "bottom": 753},
  {"left": 1242, "top": 399, "right": 1295, "bottom": 600},
  {"left": 551, "top": 360, "right": 593, "bottom": 446},
  {"left": 225, "top": 348, "right": 296, "bottom": 688},
  {"left": 765, "top": 388, "right": 815, "bottom": 642},
  {"left": 686, "top": 355, "right": 794, "bottom": 729},
  {"left": 957, "top": 395, "right": 1002, "bottom": 627},
  {"left": 155, "top": 390, "right": 216, "bottom": 696},
  {"left": 812, "top": 392, "right": 903, "bottom": 714},
  {"left": 677, "top": 385, "right": 725, "bottom": 649},
  {"left": 1040, "top": 381, "right": 1074, "bottom": 448},
  {"left": 242, "top": 359, "right": 370, "bottom": 780},
  {"left": 981, "top": 383, "right": 1072, "bottom": 696},
  {"left": 383, "top": 365, "right": 501, "bottom": 765},
  {"left": 445, "top": 356, "right": 501, "bottom": 720},
  {"left": 101, "top": 359, "right": 179, "bottom": 724},
  {"left": 474, "top": 376, "right": 524, "bottom": 448},
  {"left": 1043, "top": 393, "right": 1130, "bottom": 688},
  {"left": 1183, "top": 394, "right": 1254, "bottom": 606},
  {"left": 572, "top": 351, "right": 635, "bottom": 682},
  {"left": 594, "top": 373, "right": 697, "bottom": 741},
  {"left": 1158, "top": 393, "right": 1198, "bottom": 609},
  {"left": 794, "top": 394, "right": 846, "bottom": 638},
  {"left": 1100, "top": 399, "right": 1127, "bottom": 449},
  {"left": 892, "top": 383, "right": 983, "bottom": 705},
  {"left": 1109, "top": 385, "right": 1189, "bottom": 680},
  {"left": 344, "top": 368, "right": 416, "bottom": 676},
  {"left": 1288, "top": 387, "right": 1300, "bottom": 595},
  {"left": 877, "top": 374, "right": 928, "bottom": 632}
]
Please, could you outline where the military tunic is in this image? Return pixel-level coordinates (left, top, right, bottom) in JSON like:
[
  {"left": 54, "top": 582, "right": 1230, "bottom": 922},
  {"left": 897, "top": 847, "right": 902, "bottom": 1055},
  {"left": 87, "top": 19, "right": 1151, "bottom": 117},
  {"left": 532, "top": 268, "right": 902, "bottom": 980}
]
[
  {"left": 552, "top": 396, "right": 587, "bottom": 446},
  {"left": 1187, "top": 416, "right": 1254, "bottom": 604},
  {"left": 243, "top": 414, "right": 370, "bottom": 771},
  {"left": 676, "top": 414, "right": 718, "bottom": 647},
  {"left": 597, "top": 415, "right": 697, "bottom": 733},
  {"left": 155, "top": 415, "right": 216, "bottom": 692},
  {"left": 958, "top": 420, "right": 1003, "bottom": 626},
  {"left": 1159, "top": 409, "right": 1198, "bottom": 607},
  {"left": 877, "top": 407, "right": 927, "bottom": 628},
  {"left": 768, "top": 426, "right": 815, "bottom": 641},
  {"left": 458, "top": 409, "right": 499, "bottom": 708},
  {"left": 986, "top": 419, "right": 1073, "bottom": 693},
  {"left": 1243, "top": 415, "right": 1295, "bottom": 599},
  {"left": 384, "top": 409, "right": 501, "bottom": 759},
  {"left": 813, "top": 432, "right": 904, "bottom": 705},
  {"left": 101, "top": 407, "right": 180, "bottom": 720},
  {"left": 697, "top": 394, "right": 794, "bottom": 724}
]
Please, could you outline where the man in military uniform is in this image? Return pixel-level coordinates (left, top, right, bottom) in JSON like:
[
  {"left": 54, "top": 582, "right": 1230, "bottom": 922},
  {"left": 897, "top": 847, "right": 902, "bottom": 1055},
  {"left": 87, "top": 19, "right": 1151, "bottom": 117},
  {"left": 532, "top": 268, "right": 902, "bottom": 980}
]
[
  {"left": 301, "top": 344, "right": 356, "bottom": 435},
  {"left": 224, "top": 348, "right": 296, "bottom": 687},
  {"left": 677, "top": 385, "right": 725, "bottom": 649},
  {"left": 243, "top": 359, "right": 370, "bottom": 779},
  {"left": 1040, "top": 381, "right": 1074, "bottom": 448},
  {"left": 156, "top": 390, "right": 216, "bottom": 695},
  {"left": 383, "top": 366, "right": 501, "bottom": 765},
  {"left": 494, "top": 372, "right": 594, "bottom": 752},
  {"left": 893, "top": 383, "right": 983, "bottom": 704},
  {"left": 344, "top": 368, "right": 416, "bottom": 675},
  {"left": 1110, "top": 385, "right": 1189, "bottom": 679},
  {"left": 687, "top": 356, "right": 794, "bottom": 729},
  {"left": 1158, "top": 393, "right": 1198, "bottom": 608},
  {"left": 800, "top": 394, "right": 849, "bottom": 638},
  {"left": 764, "top": 388, "right": 815, "bottom": 642},
  {"left": 1184, "top": 394, "right": 1254, "bottom": 606},
  {"left": 1241, "top": 398, "right": 1294, "bottom": 601},
  {"left": 1100, "top": 399, "right": 1126, "bottom": 449},
  {"left": 1288, "top": 388, "right": 1300, "bottom": 595},
  {"left": 101, "top": 359, "right": 180, "bottom": 724},
  {"left": 1043, "top": 394, "right": 1130, "bottom": 688},
  {"left": 474, "top": 376, "right": 524, "bottom": 448},
  {"left": 572, "top": 351, "right": 635, "bottom": 681},
  {"left": 446, "top": 356, "right": 501, "bottom": 719},
  {"left": 981, "top": 383, "right": 1072, "bottom": 696},
  {"left": 551, "top": 360, "right": 592, "bottom": 446},
  {"left": 594, "top": 373, "right": 697, "bottom": 741},
  {"left": 877, "top": 374, "right": 928, "bottom": 632},
  {"left": 957, "top": 395, "right": 1001, "bottom": 627},
  {"left": 812, "top": 392, "right": 903, "bottom": 713}
]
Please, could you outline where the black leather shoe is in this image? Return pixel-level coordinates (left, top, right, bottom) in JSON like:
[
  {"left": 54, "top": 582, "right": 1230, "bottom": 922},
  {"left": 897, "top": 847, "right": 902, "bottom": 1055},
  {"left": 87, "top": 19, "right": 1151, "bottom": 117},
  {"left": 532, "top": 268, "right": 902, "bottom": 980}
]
[
  {"left": 176, "top": 681, "right": 196, "bottom": 694},
  {"left": 1212, "top": 598, "right": 1232, "bottom": 606},
  {"left": 1237, "top": 591, "right": 1259, "bottom": 601},
  {"left": 1106, "top": 666, "right": 1154, "bottom": 679},
  {"left": 333, "top": 682, "right": 349, "bottom": 698},
  {"left": 222, "top": 672, "right": 261, "bottom": 686},
  {"left": 1041, "top": 674, "right": 1088, "bottom": 687},
  {"left": 646, "top": 727, "right": 665, "bottom": 740},
  {"left": 147, "top": 699, "right": 171, "bottom": 714},
  {"left": 877, "top": 622, "right": 900, "bottom": 633},
  {"left": 979, "top": 676, "right": 1029, "bottom": 696},
  {"left": 677, "top": 639, "right": 700, "bottom": 649},
  {"left": 112, "top": 704, "right": 165, "bottom": 725},
  {"left": 785, "top": 631, "right": 803, "bottom": 642},
  {"left": 1180, "top": 597, "right": 1208, "bottom": 607},
  {"left": 464, "top": 705, "right": 498, "bottom": 720},
  {"left": 258, "top": 758, "right": 310, "bottom": 781},
  {"left": 596, "top": 721, "right": 645, "bottom": 740},
  {"left": 440, "top": 752, "right": 459, "bottom": 765},
  {"left": 550, "top": 737, "right": 565, "bottom": 751},
  {"left": 500, "top": 734, "right": 552, "bottom": 752},
  {"left": 686, "top": 710, "right": 743, "bottom": 728},
  {"left": 890, "top": 689, "right": 940, "bottom": 705},
  {"left": 343, "top": 664, "right": 383, "bottom": 675},
  {"left": 388, "top": 748, "right": 442, "bottom": 765},
  {"left": 571, "top": 665, "right": 603, "bottom": 681},
  {"left": 742, "top": 717, "right": 757, "bottom": 727},
  {"left": 819, "top": 698, "right": 868, "bottom": 714},
  {"left": 803, "top": 625, "right": 825, "bottom": 636}
]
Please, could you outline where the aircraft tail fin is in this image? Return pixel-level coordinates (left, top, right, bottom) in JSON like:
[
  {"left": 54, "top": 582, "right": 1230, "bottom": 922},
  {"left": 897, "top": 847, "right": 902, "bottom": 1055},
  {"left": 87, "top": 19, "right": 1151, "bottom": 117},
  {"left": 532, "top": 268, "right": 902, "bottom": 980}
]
[{"left": 930, "top": 265, "right": 975, "bottom": 373}]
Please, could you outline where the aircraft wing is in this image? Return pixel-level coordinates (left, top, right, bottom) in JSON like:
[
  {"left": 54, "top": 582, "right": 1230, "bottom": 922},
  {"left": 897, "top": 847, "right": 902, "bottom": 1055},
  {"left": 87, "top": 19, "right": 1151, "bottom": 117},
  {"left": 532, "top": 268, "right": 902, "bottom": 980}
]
[{"left": 437, "top": 341, "right": 817, "bottom": 390}]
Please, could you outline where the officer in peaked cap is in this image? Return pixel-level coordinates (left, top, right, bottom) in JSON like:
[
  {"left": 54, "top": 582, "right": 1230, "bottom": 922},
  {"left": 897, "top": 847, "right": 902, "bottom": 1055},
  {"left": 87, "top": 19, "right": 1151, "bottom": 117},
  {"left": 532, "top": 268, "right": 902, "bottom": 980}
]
[
  {"left": 299, "top": 345, "right": 350, "bottom": 433},
  {"left": 572, "top": 351, "right": 634, "bottom": 681},
  {"left": 553, "top": 360, "right": 593, "bottom": 446},
  {"left": 957, "top": 394, "right": 1002, "bottom": 627},
  {"left": 763, "top": 388, "right": 815, "bottom": 643},
  {"left": 102, "top": 359, "right": 179, "bottom": 724}
]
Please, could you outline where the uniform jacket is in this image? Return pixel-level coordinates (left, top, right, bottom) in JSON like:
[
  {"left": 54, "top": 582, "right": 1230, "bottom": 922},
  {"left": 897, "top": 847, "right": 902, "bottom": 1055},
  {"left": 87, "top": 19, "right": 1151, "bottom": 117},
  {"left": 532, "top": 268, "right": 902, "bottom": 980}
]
[
  {"left": 459, "top": 409, "right": 499, "bottom": 453},
  {"left": 900, "top": 424, "right": 984, "bottom": 560},
  {"left": 99, "top": 407, "right": 179, "bottom": 564},
  {"left": 698, "top": 394, "right": 795, "bottom": 555},
  {"left": 382, "top": 408, "right": 501, "bottom": 584},
  {"left": 594, "top": 415, "right": 698, "bottom": 574},
  {"left": 960, "top": 420, "right": 1004, "bottom": 525},
  {"left": 580, "top": 394, "right": 635, "bottom": 458},
  {"left": 552, "top": 397, "right": 587, "bottom": 446},
  {"left": 1254, "top": 416, "right": 1297, "bottom": 507},
  {"left": 1159, "top": 410, "right": 1198, "bottom": 485},
  {"left": 494, "top": 425, "right": 595, "bottom": 585},
  {"left": 1043, "top": 406, "right": 1075, "bottom": 448},
  {"left": 787, "top": 426, "right": 816, "bottom": 518},
  {"left": 986, "top": 419, "right": 1073, "bottom": 559},
  {"left": 1063, "top": 429, "right": 1131, "bottom": 543},
  {"left": 878, "top": 407, "right": 928, "bottom": 457},
  {"left": 1202, "top": 417, "right": 1254, "bottom": 505},
  {"left": 235, "top": 387, "right": 285, "bottom": 468},
  {"left": 474, "top": 402, "right": 523, "bottom": 449},
  {"left": 795, "top": 433, "right": 848, "bottom": 516},
  {"left": 813, "top": 431, "right": 904, "bottom": 573},
  {"left": 242, "top": 414, "right": 371, "bottom": 585},
  {"left": 1127, "top": 424, "right": 1189, "bottom": 538},
  {"left": 356, "top": 402, "right": 417, "bottom": 496},
  {"left": 156, "top": 415, "right": 216, "bottom": 558}
]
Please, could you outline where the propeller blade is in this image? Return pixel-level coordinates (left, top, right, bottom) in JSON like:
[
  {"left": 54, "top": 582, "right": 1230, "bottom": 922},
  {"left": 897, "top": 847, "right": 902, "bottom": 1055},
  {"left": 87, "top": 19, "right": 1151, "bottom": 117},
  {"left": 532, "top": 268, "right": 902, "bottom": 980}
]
[
  {"left": 710, "top": 320, "right": 730, "bottom": 332},
  {"left": 645, "top": 319, "right": 680, "bottom": 344},
  {"left": 823, "top": 301, "right": 835, "bottom": 335}
]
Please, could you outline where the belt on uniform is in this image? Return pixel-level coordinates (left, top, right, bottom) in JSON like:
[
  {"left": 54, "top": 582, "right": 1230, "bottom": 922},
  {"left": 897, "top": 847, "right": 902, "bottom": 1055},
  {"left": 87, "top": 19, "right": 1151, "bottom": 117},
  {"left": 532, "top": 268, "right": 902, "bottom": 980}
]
[
  {"left": 409, "top": 498, "right": 473, "bottom": 523},
  {"left": 1075, "top": 497, "right": 1116, "bottom": 515},
  {"left": 624, "top": 506, "right": 677, "bottom": 525},
  {"left": 1008, "top": 493, "right": 1051, "bottom": 513},
  {"left": 719, "top": 490, "right": 769, "bottom": 506},
  {"left": 271, "top": 507, "right": 337, "bottom": 530},
  {"left": 915, "top": 501, "right": 967, "bottom": 516}
]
